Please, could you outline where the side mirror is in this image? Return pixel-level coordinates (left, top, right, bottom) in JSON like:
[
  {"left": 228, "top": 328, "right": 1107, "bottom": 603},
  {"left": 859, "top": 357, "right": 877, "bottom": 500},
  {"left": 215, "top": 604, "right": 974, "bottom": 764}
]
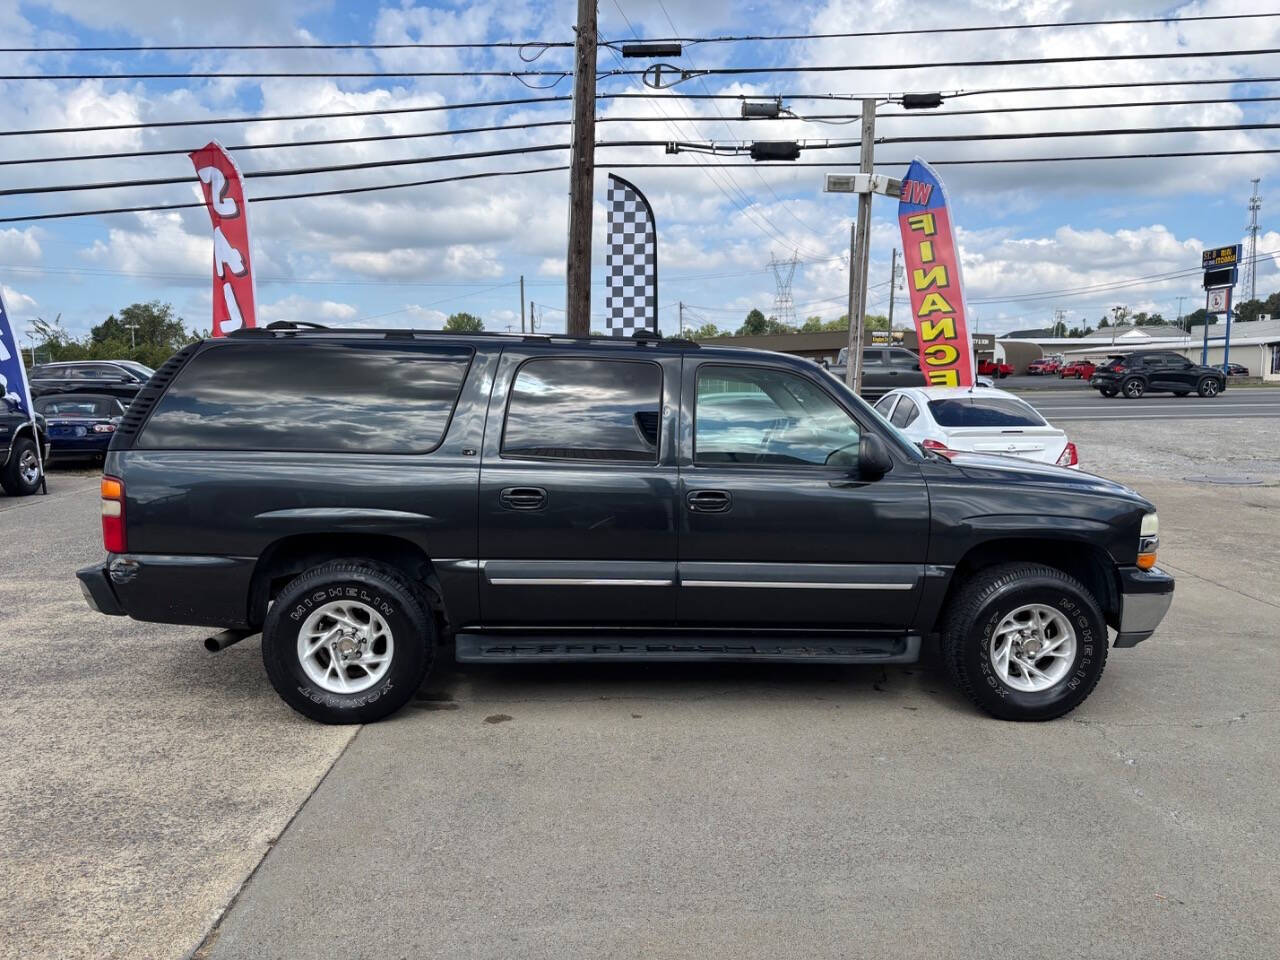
[{"left": 859, "top": 433, "right": 893, "bottom": 480}]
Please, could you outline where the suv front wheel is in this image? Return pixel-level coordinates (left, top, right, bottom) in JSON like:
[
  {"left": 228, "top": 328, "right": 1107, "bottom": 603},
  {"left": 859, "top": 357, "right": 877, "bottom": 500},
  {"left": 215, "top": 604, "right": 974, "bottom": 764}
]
[
  {"left": 262, "top": 559, "right": 434, "bottom": 724},
  {"left": 941, "top": 563, "right": 1108, "bottom": 721}
]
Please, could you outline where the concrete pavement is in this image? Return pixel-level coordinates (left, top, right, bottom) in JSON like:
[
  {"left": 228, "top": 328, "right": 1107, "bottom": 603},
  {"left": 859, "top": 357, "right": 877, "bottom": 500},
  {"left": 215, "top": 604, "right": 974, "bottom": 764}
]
[
  {"left": 0, "top": 469, "right": 354, "bottom": 960},
  {"left": 201, "top": 474, "right": 1280, "bottom": 960}
]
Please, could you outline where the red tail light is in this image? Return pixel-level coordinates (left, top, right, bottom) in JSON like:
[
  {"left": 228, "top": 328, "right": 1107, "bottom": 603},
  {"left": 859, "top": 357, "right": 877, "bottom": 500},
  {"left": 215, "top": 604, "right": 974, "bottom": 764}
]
[
  {"left": 921, "top": 438, "right": 955, "bottom": 458},
  {"left": 1056, "top": 442, "right": 1079, "bottom": 467},
  {"left": 101, "top": 475, "right": 126, "bottom": 553}
]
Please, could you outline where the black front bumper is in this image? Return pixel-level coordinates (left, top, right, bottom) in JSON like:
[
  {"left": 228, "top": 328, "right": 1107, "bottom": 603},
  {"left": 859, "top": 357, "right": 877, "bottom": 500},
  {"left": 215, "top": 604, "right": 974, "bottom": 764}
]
[
  {"left": 77, "top": 562, "right": 125, "bottom": 616},
  {"left": 1114, "top": 565, "right": 1175, "bottom": 647}
]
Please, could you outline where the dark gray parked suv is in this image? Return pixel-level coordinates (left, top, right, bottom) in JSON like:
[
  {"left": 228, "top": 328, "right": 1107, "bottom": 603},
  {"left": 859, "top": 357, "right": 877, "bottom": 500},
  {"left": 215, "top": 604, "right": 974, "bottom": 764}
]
[
  {"left": 830, "top": 346, "right": 927, "bottom": 398},
  {"left": 78, "top": 326, "right": 1173, "bottom": 724}
]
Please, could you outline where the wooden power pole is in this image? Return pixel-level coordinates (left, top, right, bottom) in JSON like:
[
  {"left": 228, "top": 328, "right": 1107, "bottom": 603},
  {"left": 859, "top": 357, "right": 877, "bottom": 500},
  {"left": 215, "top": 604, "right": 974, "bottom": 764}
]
[
  {"left": 519, "top": 274, "right": 526, "bottom": 333},
  {"left": 845, "top": 98, "right": 877, "bottom": 394},
  {"left": 565, "top": 0, "right": 597, "bottom": 337}
]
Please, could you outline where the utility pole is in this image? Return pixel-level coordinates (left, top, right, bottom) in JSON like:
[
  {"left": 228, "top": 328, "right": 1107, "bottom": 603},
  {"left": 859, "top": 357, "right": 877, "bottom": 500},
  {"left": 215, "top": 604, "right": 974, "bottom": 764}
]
[
  {"left": 124, "top": 322, "right": 138, "bottom": 351},
  {"left": 845, "top": 97, "right": 877, "bottom": 394},
  {"left": 1175, "top": 295, "right": 1187, "bottom": 335},
  {"left": 678, "top": 300, "right": 684, "bottom": 337},
  {"left": 1246, "top": 178, "right": 1262, "bottom": 303},
  {"left": 519, "top": 275, "right": 526, "bottom": 333},
  {"left": 886, "top": 247, "right": 899, "bottom": 329},
  {"left": 564, "top": 0, "right": 597, "bottom": 337}
]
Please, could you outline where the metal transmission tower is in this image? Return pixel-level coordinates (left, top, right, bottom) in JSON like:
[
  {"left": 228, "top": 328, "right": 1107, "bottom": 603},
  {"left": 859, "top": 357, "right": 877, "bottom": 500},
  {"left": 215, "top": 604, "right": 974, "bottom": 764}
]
[
  {"left": 769, "top": 252, "right": 800, "bottom": 326},
  {"left": 1245, "top": 178, "right": 1262, "bottom": 302}
]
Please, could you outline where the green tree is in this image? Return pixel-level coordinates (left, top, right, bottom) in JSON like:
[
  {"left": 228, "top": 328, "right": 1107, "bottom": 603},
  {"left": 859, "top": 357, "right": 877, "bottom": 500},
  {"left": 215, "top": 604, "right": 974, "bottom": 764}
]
[
  {"left": 1098, "top": 316, "right": 1110, "bottom": 328},
  {"left": 1183, "top": 308, "right": 1215, "bottom": 328},
  {"left": 443, "top": 311, "right": 484, "bottom": 333},
  {"left": 836, "top": 313, "right": 889, "bottom": 332},
  {"left": 1235, "top": 298, "right": 1266, "bottom": 323},
  {"left": 737, "top": 308, "right": 771, "bottom": 336},
  {"left": 688, "top": 322, "right": 723, "bottom": 340},
  {"left": 31, "top": 301, "right": 201, "bottom": 369}
]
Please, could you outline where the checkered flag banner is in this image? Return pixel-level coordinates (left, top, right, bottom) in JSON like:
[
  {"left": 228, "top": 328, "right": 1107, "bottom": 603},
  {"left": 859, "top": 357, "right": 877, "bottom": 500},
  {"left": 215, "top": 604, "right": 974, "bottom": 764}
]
[{"left": 606, "top": 174, "right": 658, "bottom": 336}]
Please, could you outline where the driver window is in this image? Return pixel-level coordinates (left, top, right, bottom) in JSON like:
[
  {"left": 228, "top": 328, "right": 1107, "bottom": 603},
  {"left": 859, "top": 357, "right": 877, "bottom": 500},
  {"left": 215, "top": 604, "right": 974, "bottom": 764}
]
[{"left": 694, "top": 364, "right": 860, "bottom": 467}]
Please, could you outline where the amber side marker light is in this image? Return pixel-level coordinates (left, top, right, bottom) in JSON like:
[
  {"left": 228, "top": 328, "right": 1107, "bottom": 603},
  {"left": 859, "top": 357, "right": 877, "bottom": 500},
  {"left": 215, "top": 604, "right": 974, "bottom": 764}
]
[
  {"left": 101, "top": 476, "right": 126, "bottom": 553},
  {"left": 1137, "top": 512, "right": 1159, "bottom": 570}
]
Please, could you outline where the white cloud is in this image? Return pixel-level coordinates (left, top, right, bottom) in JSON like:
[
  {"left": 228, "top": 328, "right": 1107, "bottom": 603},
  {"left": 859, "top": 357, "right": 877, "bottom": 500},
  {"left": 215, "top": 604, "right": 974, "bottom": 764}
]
[{"left": 258, "top": 294, "right": 358, "bottom": 325}]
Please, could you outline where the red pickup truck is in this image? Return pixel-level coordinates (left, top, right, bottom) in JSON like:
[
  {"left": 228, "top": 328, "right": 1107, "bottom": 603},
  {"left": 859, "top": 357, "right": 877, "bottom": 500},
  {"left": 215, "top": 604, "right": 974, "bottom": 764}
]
[
  {"left": 1059, "top": 359, "right": 1097, "bottom": 380},
  {"left": 977, "top": 358, "right": 1013, "bottom": 378}
]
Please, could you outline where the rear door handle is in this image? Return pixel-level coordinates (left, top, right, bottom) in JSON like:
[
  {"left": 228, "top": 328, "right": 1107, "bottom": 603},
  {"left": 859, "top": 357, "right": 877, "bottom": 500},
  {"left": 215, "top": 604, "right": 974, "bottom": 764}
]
[
  {"left": 499, "top": 486, "right": 547, "bottom": 511},
  {"left": 687, "top": 489, "right": 732, "bottom": 513}
]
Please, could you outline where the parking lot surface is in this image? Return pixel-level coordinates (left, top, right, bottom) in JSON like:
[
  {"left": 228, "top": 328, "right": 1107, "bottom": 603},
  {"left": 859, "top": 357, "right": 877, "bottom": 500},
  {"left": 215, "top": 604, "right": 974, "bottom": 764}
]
[{"left": 4, "top": 417, "right": 1279, "bottom": 960}]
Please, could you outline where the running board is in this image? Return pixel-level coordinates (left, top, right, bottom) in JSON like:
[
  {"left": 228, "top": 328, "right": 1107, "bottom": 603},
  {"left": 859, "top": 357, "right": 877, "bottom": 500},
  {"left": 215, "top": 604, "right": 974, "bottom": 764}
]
[{"left": 455, "top": 632, "right": 921, "bottom": 664}]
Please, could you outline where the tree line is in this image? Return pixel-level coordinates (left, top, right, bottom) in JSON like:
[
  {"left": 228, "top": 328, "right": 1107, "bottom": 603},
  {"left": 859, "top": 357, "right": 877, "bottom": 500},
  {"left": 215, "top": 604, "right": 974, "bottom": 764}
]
[{"left": 685, "top": 308, "right": 890, "bottom": 341}]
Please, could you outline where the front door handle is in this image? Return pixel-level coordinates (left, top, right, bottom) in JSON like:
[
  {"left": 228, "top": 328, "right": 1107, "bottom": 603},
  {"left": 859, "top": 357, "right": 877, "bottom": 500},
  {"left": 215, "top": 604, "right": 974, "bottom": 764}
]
[
  {"left": 687, "top": 489, "right": 732, "bottom": 513},
  {"left": 499, "top": 486, "right": 547, "bottom": 511}
]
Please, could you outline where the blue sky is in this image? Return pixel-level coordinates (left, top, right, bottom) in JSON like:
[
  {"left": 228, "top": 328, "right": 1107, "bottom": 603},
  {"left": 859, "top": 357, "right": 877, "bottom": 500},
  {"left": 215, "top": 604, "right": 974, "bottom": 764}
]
[{"left": 0, "top": 0, "right": 1277, "bottom": 347}]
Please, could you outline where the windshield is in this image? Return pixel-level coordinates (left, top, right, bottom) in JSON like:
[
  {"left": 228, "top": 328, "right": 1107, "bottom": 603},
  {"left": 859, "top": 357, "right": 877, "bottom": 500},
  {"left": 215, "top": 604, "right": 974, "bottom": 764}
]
[
  {"left": 928, "top": 397, "right": 1046, "bottom": 428},
  {"left": 117, "top": 361, "right": 156, "bottom": 378}
]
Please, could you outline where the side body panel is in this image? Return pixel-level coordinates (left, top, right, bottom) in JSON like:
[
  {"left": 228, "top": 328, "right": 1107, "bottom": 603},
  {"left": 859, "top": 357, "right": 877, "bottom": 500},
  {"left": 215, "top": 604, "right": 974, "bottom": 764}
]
[{"left": 106, "top": 341, "right": 498, "bottom": 628}]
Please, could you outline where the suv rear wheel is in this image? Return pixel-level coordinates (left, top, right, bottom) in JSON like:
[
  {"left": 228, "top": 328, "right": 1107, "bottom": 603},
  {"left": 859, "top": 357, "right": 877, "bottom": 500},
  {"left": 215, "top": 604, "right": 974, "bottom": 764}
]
[
  {"left": 1121, "top": 377, "right": 1145, "bottom": 399},
  {"left": 941, "top": 563, "right": 1108, "bottom": 721},
  {"left": 1197, "top": 377, "right": 1221, "bottom": 398},
  {"left": 262, "top": 559, "right": 434, "bottom": 724}
]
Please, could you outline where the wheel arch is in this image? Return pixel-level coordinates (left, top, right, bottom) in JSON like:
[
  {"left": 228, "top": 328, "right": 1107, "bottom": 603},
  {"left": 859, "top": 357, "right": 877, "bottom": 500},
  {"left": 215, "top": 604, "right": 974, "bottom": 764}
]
[
  {"left": 932, "top": 537, "right": 1121, "bottom": 634},
  {"left": 248, "top": 532, "right": 449, "bottom": 634}
]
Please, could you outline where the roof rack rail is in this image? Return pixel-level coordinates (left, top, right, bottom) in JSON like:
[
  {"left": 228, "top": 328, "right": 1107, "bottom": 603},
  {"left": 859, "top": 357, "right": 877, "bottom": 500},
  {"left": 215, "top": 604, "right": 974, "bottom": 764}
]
[{"left": 266, "top": 320, "right": 329, "bottom": 331}]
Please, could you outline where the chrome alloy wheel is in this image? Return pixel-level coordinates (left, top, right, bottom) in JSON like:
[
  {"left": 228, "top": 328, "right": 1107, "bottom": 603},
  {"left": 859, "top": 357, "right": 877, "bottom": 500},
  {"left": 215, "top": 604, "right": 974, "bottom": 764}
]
[
  {"left": 297, "top": 600, "right": 394, "bottom": 694},
  {"left": 989, "top": 603, "right": 1077, "bottom": 693},
  {"left": 18, "top": 447, "right": 40, "bottom": 486}
]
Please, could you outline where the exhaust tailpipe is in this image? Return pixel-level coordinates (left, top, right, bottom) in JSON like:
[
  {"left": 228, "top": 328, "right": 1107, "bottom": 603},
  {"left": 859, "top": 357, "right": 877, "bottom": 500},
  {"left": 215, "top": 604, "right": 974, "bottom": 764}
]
[{"left": 204, "top": 629, "right": 253, "bottom": 653}]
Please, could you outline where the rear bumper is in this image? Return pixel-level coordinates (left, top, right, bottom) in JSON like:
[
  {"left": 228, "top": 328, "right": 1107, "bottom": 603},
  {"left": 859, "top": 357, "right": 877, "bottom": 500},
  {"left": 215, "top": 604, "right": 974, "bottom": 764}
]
[
  {"left": 76, "top": 554, "right": 255, "bottom": 628},
  {"left": 1114, "top": 565, "right": 1175, "bottom": 647},
  {"left": 77, "top": 563, "right": 125, "bottom": 616}
]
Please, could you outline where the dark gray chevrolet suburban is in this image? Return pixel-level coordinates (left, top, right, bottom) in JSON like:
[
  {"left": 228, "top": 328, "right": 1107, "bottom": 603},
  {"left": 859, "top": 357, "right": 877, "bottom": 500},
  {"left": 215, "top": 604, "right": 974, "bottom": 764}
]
[{"left": 77, "top": 325, "right": 1173, "bottom": 724}]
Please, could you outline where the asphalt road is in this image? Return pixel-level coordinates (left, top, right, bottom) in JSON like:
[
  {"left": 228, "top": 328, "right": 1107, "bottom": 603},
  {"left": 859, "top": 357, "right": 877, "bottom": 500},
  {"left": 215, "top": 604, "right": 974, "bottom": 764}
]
[{"left": 1013, "top": 385, "right": 1280, "bottom": 422}]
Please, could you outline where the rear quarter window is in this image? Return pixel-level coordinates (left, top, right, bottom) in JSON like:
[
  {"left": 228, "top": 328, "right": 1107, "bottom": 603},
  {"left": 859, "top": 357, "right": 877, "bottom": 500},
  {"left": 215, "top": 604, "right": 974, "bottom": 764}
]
[
  {"left": 137, "top": 340, "right": 472, "bottom": 453},
  {"left": 927, "top": 397, "right": 1046, "bottom": 428}
]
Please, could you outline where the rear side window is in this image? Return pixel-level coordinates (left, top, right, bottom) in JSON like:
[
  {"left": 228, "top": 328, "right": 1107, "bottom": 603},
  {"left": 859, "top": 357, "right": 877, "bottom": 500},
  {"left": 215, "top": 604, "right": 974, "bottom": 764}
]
[
  {"left": 927, "top": 397, "right": 1046, "bottom": 428},
  {"left": 502, "top": 358, "right": 661, "bottom": 462},
  {"left": 137, "top": 340, "right": 471, "bottom": 453},
  {"left": 890, "top": 396, "right": 919, "bottom": 428},
  {"left": 36, "top": 396, "right": 117, "bottom": 416}
]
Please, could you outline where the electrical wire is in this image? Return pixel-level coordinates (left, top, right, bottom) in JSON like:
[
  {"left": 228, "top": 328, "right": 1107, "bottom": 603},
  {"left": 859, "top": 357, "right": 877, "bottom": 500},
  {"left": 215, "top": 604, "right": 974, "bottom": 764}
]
[
  {"left": 10, "top": 46, "right": 1278, "bottom": 81},
  {"left": 5, "top": 149, "right": 1277, "bottom": 224},
  {"left": 610, "top": 12, "right": 1280, "bottom": 45},
  {"left": 8, "top": 83, "right": 1280, "bottom": 140},
  {"left": 603, "top": 2, "right": 831, "bottom": 259},
  {"left": 877, "top": 120, "right": 1280, "bottom": 144},
  {"left": 0, "top": 165, "right": 569, "bottom": 224},
  {"left": 10, "top": 12, "right": 1272, "bottom": 54},
  {"left": 651, "top": 0, "right": 832, "bottom": 246}
]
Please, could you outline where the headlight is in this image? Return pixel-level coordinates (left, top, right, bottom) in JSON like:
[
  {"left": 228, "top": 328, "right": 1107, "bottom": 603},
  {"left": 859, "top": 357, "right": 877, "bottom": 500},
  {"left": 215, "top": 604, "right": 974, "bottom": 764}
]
[{"left": 1138, "top": 512, "right": 1159, "bottom": 569}]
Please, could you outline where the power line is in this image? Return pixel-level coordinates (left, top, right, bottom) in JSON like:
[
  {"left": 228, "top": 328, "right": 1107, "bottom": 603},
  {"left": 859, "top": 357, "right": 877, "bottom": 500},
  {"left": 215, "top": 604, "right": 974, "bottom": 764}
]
[
  {"left": 5, "top": 149, "right": 1278, "bottom": 224},
  {"left": 877, "top": 120, "right": 1280, "bottom": 144},
  {"left": 0, "top": 165, "right": 570, "bottom": 224},
  {"left": 0, "top": 94, "right": 573, "bottom": 138},
  {"left": 621, "top": 12, "right": 1280, "bottom": 45},
  {"left": 10, "top": 46, "right": 1280, "bottom": 81},
  {"left": 2, "top": 40, "right": 572, "bottom": 53},
  {"left": 7, "top": 82, "right": 1279, "bottom": 140},
  {"left": 10, "top": 12, "right": 1273, "bottom": 54}
]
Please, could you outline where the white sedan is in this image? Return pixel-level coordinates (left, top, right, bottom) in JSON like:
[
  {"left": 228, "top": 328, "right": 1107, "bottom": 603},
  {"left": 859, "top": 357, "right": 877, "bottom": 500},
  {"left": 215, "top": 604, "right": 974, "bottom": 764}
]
[{"left": 872, "top": 386, "right": 1079, "bottom": 468}]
